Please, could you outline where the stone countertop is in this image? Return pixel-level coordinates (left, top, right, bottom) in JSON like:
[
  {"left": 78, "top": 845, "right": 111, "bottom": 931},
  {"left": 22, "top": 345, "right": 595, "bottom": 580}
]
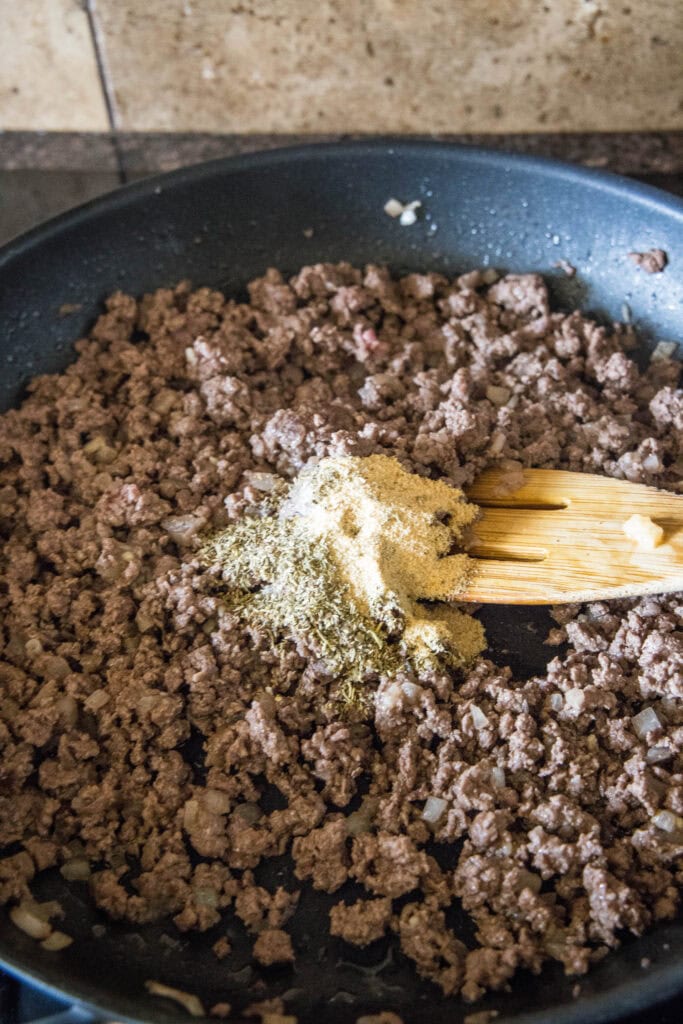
[{"left": 2, "top": 130, "right": 683, "bottom": 176}]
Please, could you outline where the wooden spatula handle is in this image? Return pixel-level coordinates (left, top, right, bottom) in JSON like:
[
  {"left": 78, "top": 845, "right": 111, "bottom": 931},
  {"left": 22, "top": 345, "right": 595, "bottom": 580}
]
[{"left": 459, "top": 469, "right": 683, "bottom": 604}]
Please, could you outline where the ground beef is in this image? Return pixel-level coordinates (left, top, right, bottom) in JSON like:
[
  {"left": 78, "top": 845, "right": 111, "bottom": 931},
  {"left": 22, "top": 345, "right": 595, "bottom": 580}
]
[
  {"left": 291, "top": 818, "right": 350, "bottom": 892},
  {"left": 252, "top": 927, "right": 295, "bottom": 966},
  {"left": 0, "top": 265, "right": 682, "bottom": 1006},
  {"left": 212, "top": 935, "right": 232, "bottom": 960},
  {"left": 329, "top": 896, "right": 392, "bottom": 946},
  {"left": 234, "top": 876, "right": 299, "bottom": 932},
  {"left": 349, "top": 833, "right": 431, "bottom": 898},
  {"left": 628, "top": 249, "right": 668, "bottom": 274},
  {"left": 395, "top": 900, "right": 467, "bottom": 995}
]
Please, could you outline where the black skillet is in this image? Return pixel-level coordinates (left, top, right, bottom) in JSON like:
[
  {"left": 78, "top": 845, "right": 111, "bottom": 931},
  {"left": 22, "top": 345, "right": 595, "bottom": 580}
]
[{"left": 1, "top": 141, "right": 683, "bottom": 1024}]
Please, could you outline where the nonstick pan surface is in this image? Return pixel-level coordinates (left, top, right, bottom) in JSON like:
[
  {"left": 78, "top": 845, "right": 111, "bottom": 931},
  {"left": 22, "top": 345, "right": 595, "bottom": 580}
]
[{"left": 1, "top": 141, "right": 683, "bottom": 1024}]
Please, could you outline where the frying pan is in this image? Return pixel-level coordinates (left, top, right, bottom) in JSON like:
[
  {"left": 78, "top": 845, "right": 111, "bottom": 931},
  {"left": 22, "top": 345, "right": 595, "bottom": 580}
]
[{"left": 1, "top": 141, "right": 683, "bottom": 1024}]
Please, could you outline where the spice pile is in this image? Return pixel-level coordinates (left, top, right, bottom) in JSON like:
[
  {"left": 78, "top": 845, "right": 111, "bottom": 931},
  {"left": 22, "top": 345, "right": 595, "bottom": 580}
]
[
  {"left": 0, "top": 262, "right": 682, "bottom": 1011},
  {"left": 201, "top": 453, "right": 484, "bottom": 683}
]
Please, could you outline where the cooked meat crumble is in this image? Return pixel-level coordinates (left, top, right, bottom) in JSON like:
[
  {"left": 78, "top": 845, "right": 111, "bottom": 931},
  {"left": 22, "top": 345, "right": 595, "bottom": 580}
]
[
  {"left": 1, "top": 263, "right": 682, "bottom": 1005},
  {"left": 628, "top": 248, "right": 668, "bottom": 274}
]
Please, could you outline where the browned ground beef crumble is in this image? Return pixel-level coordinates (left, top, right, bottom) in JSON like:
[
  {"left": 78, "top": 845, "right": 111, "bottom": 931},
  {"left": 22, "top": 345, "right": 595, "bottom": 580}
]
[
  {"left": 1, "top": 263, "right": 682, "bottom": 1004},
  {"left": 628, "top": 248, "right": 668, "bottom": 274}
]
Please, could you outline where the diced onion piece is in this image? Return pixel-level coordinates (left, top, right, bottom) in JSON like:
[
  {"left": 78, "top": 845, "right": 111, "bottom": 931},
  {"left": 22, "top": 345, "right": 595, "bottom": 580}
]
[
  {"left": 83, "top": 435, "right": 117, "bottom": 464},
  {"left": 55, "top": 696, "right": 78, "bottom": 728},
  {"left": 48, "top": 659, "right": 71, "bottom": 683},
  {"left": 651, "top": 341, "right": 677, "bottom": 362},
  {"left": 489, "top": 430, "right": 506, "bottom": 455},
  {"left": 544, "top": 924, "right": 568, "bottom": 958},
  {"left": 10, "top": 904, "right": 52, "bottom": 940},
  {"left": 491, "top": 767, "right": 506, "bottom": 789},
  {"left": 375, "top": 681, "right": 404, "bottom": 715},
  {"left": 244, "top": 471, "right": 278, "bottom": 493},
  {"left": 399, "top": 206, "right": 420, "bottom": 227},
  {"left": 470, "top": 704, "right": 489, "bottom": 729},
  {"left": 422, "top": 795, "right": 448, "bottom": 825},
  {"left": 135, "top": 609, "right": 156, "bottom": 633},
  {"left": 83, "top": 435, "right": 105, "bottom": 454},
  {"left": 233, "top": 802, "right": 262, "bottom": 825},
  {"left": 646, "top": 745, "right": 672, "bottom": 765},
  {"left": 633, "top": 706, "right": 662, "bottom": 739},
  {"left": 31, "top": 900, "right": 63, "bottom": 922},
  {"left": 345, "top": 796, "right": 379, "bottom": 836},
  {"left": 486, "top": 459, "right": 524, "bottom": 495},
  {"left": 84, "top": 689, "right": 110, "bottom": 712},
  {"left": 384, "top": 198, "right": 422, "bottom": 226},
  {"left": 652, "top": 810, "right": 683, "bottom": 833},
  {"left": 150, "top": 389, "right": 177, "bottom": 415},
  {"left": 41, "top": 930, "right": 73, "bottom": 951},
  {"left": 345, "top": 811, "right": 371, "bottom": 836},
  {"left": 626, "top": 516, "right": 663, "bottom": 548},
  {"left": 201, "top": 788, "right": 232, "bottom": 815},
  {"left": 486, "top": 385, "right": 511, "bottom": 406},
  {"left": 642, "top": 454, "right": 662, "bottom": 473},
  {"left": 194, "top": 887, "right": 218, "bottom": 907},
  {"left": 145, "top": 980, "right": 205, "bottom": 1017},
  {"left": 60, "top": 857, "right": 91, "bottom": 881},
  {"left": 137, "top": 693, "right": 157, "bottom": 715},
  {"left": 383, "top": 198, "right": 404, "bottom": 218},
  {"left": 515, "top": 869, "right": 542, "bottom": 894},
  {"left": 549, "top": 693, "right": 564, "bottom": 711},
  {"left": 401, "top": 681, "right": 421, "bottom": 704},
  {"left": 161, "top": 515, "right": 203, "bottom": 543},
  {"left": 183, "top": 799, "right": 200, "bottom": 831},
  {"left": 564, "top": 688, "right": 584, "bottom": 712}
]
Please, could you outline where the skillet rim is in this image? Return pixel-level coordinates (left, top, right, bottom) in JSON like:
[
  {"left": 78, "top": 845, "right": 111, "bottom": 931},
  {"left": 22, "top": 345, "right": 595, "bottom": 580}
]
[
  {"left": 0, "top": 137, "right": 682, "bottom": 1024},
  {"left": 1, "top": 137, "right": 683, "bottom": 267}
]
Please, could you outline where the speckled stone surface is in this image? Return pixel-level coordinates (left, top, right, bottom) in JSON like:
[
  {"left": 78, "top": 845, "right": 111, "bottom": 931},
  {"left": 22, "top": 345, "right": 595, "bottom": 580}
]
[
  {"left": 1, "top": 130, "right": 683, "bottom": 176},
  {"left": 0, "top": 0, "right": 109, "bottom": 131},
  {"left": 113, "top": 131, "right": 683, "bottom": 178},
  {"left": 91, "top": 0, "right": 683, "bottom": 133},
  {"left": 0, "top": 132, "right": 121, "bottom": 171}
]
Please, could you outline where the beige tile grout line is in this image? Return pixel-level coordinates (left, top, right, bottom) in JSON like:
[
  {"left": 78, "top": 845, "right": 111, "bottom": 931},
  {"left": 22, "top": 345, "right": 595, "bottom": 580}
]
[{"left": 84, "top": 0, "right": 125, "bottom": 182}]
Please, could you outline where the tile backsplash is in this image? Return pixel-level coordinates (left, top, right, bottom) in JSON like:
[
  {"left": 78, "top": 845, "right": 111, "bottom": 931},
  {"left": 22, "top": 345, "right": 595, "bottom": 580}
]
[
  {"left": 1, "top": 0, "right": 108, "bottom": 131},
  {"left": 1, "top": 0, "right": 682, "bottom": 133}
]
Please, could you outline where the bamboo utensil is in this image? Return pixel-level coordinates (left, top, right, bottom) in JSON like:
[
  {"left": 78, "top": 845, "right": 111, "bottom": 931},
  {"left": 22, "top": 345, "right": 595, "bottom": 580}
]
[{"left": 461, "top": 469, "right": 683, "bottom": 604}]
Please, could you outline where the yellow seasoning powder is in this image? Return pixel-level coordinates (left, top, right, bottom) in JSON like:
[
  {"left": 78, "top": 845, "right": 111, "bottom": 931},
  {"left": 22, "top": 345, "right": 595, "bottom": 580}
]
[{"left": 200, "top": 454, "right": 485, "bottom": 681}]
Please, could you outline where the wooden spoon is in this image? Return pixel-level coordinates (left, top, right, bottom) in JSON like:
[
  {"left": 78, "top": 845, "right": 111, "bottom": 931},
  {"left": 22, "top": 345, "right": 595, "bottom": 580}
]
[{"left": 460, "top": 469, "right": 683, "bottom": 604}]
